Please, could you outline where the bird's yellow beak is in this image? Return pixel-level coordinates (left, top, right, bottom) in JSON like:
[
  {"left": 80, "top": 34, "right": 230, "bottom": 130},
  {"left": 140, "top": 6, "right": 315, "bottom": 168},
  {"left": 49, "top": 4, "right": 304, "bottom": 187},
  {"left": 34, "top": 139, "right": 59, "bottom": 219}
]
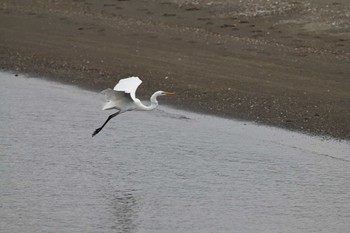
[{"left": 163, "top": 92, "right": 175, "bottom": 95}]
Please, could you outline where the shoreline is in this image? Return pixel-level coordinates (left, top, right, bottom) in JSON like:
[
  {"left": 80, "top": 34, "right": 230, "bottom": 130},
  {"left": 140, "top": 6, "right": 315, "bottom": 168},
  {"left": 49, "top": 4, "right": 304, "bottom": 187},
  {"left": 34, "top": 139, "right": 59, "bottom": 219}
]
[
  {"left": 1, "top": 69, "right": 346, "bottom": 143},
  {"left": 1, "top": 0, "right": 349, "bottom": 140}
]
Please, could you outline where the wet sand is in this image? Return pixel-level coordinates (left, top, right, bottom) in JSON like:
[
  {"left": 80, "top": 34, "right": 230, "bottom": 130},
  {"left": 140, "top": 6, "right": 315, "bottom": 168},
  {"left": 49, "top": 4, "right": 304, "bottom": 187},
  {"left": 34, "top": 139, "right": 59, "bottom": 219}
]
[{"left": 0, "top": 0, "right": 349, "bottom": 140}]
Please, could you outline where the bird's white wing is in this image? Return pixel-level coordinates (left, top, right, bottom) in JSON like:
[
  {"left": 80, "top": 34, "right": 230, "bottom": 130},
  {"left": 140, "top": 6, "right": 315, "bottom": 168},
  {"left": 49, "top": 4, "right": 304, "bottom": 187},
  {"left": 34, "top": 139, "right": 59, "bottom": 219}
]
[
  {"left": 113, "top": 76, "right": 142, "bottom": 101},
  {"left": 102, "top": 88, "right": 120, "bottom": 101},
  {"left": 101, "top": 88, "right": 133, "bottom": 110}
]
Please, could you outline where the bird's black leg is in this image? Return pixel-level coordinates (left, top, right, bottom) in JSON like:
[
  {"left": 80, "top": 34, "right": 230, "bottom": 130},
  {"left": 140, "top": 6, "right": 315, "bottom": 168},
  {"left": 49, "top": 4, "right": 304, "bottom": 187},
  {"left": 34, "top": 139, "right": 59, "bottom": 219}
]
[{"left": 92, "top": 112, "right": 120, "bottom": 137}]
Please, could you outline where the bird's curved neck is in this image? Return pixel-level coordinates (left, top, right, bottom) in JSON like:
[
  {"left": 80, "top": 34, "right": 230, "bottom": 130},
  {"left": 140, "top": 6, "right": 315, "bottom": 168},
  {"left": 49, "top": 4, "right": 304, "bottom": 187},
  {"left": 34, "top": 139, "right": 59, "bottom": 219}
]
[{"left": 136, "top": 92, "right": 159, "bottom": 111}]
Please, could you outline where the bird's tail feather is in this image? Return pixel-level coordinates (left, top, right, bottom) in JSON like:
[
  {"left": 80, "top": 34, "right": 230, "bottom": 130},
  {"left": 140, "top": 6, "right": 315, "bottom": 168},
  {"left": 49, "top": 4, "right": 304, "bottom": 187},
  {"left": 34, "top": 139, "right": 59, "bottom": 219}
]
[
  {"left": 102, "top": 101, "right": 117, "bottom": 110},
  {"left": 101, "top": 88, "right": 118, "bottom": 101},
  {"left": 101, "top": 89, "right": 118, "bottom": 110}
]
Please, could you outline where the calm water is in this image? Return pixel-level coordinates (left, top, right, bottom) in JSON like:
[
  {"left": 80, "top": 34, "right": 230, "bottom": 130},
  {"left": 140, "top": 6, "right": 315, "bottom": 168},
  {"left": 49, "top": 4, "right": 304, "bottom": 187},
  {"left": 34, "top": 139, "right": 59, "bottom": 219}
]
[{"left": 1, "top": 72, "right": 349, "bottom": 233}]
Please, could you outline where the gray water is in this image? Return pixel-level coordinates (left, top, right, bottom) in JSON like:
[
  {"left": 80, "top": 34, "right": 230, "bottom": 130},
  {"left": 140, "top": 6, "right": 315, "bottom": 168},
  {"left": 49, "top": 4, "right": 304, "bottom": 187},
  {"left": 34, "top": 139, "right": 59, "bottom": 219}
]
[{"left": 1, "top": 72, "right": 349, "bottom": 233}]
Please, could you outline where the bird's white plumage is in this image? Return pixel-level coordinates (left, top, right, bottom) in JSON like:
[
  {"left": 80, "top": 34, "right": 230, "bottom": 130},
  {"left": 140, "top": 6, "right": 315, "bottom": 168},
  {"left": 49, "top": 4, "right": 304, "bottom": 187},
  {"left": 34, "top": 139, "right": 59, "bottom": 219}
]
[
  {"left": 113, "top": 76, "right": 142, "bottom": 101},
  {"left": 102, "top": 88, "right": 119, "bottom": 101},
  {"left": 101, "top": 88, "right": 134, "bottom": 111}
]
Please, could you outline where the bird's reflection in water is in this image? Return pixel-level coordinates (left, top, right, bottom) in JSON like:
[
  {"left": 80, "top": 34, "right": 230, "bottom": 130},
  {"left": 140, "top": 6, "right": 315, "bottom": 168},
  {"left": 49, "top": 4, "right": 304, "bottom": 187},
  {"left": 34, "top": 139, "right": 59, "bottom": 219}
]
[{"left": 110, "top": 190, "right": 138, "bottom": 232}]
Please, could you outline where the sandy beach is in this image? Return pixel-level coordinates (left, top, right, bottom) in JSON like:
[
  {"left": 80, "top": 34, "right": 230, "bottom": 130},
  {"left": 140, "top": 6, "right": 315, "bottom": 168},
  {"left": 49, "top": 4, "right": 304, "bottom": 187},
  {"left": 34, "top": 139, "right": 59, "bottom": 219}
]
[{"left": 0, "top": 0, "right": 349, "bottom": 140}]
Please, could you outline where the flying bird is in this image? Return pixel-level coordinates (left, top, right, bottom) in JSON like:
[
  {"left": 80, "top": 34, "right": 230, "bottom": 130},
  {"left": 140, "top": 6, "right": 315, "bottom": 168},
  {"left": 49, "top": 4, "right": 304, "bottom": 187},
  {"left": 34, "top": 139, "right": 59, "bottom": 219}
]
[{"left": 92, "top": 76, "right": 175, "bottom": 137}]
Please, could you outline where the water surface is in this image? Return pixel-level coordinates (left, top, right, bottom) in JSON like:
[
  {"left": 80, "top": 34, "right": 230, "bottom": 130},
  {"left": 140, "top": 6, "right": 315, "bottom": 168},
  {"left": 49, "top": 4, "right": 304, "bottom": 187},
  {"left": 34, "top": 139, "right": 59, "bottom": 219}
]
[{"left": 1, "top": 72, "right": 349, "bottom": 233}]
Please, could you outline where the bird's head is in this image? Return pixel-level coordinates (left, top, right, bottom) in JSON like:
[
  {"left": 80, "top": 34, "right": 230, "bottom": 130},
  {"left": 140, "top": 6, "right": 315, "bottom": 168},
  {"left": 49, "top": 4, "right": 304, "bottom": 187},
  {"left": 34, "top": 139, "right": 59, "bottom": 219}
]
[
  {"left": 153, "top": 91, "right": 175, "bottom": 97},
  {"left": 151, "top": 91, "right": 175, "bottom": 102}
]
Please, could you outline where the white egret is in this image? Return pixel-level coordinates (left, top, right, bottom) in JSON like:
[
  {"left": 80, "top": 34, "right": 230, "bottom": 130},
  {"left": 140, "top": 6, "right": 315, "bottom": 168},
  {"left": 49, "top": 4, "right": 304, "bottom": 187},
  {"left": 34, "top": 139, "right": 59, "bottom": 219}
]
[{"left": 92, "top": 76, "right": 175, "bottom": 137}]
